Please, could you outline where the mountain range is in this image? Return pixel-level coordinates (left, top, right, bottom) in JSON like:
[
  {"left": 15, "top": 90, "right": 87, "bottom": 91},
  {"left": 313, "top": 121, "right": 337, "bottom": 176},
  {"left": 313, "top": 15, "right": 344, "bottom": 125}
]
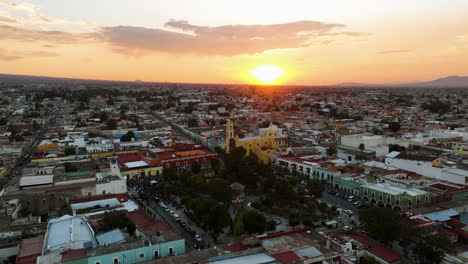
[{"left": 337, "top": 76, "right": 468, "bottom": 87}]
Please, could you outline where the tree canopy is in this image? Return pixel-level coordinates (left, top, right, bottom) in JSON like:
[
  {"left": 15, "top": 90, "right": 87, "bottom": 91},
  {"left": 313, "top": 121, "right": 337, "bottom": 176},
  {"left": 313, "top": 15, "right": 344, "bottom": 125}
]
[{"left": 359, "top": 207, "right": 401, "bottom": 245}]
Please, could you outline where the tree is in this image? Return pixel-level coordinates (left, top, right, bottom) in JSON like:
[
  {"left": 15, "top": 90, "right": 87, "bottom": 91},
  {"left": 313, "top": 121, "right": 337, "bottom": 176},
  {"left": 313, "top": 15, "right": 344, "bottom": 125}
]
[
  {"left": 207, "top": 178, "right": 232, "bottom": 204},
  {"left": 210, "top": 158, "right": 220, "bottom": 172},
  {"left": 360, "top": 207, "right": 401, "bottom": 245},
  {"left": 360, "top": 256, "right": 380, "bottom": 264},
  {"left": 64, "top": 147, "right": 76, "bottom": 156},
  {"left": 358, "top": 143, "right": 365, "bottom": 160},
  {"left": 388, "top": 121, "right": 401, "bottom": 132},
  {"left": 306, "top": 179, "right": 325, "bottom": 198},
  {"left": 326, "top": 146, "right": 337, "bottom": 156},
  {"left": 413, "top": 233, "right": 452, "bottom": 264},
  {"left": 191, "top": 161, "right": 201, "bottom": 174},
  {"left": 32, "top": 120, "right": 41, "bottom": 130},
  {"left": 186, "top": 198, "right": 230, "bottom": 237},
  {"left": 100, "top": 211, "right": 136, "bottom": 235},
  {"left": 0, "top": 117, "right": 7, "bottom": 126},
  {"left": 389, "top": 144, "right": 406, "bottom": 153},
  {"left": 106, "top": 119, "right": 117, "bottom": 130},
  {"left": 188, "top": 118, "right": 198, "bottom": 128},
  {"left": 243, "top": 210, "right": 266, "bottom": 234},
  {"left": 162, "top": 167, "right": 177, "bottom": 182},
  {"left": 120, "top": 131, "right": 135, "bottom": 142}
]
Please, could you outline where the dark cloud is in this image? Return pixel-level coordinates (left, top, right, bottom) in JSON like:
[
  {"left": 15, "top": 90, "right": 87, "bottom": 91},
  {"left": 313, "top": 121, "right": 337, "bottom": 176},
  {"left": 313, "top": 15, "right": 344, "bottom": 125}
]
[
  {"left": 378, "top": 49, "right": 411, "bottom": 54},
  {"left": 97, "top": 20, "right": 364, "bottom": 56}
]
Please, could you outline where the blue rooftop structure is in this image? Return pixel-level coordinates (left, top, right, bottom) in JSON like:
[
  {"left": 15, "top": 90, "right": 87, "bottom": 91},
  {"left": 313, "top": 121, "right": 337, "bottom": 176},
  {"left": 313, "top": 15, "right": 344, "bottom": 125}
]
[
  {"left": 115, "top": 132, "right": 142, "bottom": 139},
  {"left": 425, "top": 209, "right": 459, "bottom": 222},
  {"left": 96, "top": 229, "right": 125, "bottom": 246}
]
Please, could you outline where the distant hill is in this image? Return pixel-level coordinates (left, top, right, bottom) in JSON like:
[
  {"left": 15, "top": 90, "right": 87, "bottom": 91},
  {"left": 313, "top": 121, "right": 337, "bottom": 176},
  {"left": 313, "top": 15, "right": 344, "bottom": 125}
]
[
  {"left": 404, "top": 76, "right": 468, "bottom": 87},
  {"left": 337, "top": 76, "right": 468, "bottom": 87}
]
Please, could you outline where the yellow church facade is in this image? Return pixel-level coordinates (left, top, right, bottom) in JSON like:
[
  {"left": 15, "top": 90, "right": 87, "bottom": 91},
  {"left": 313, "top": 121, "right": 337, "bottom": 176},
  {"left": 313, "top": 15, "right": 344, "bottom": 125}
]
[{"left": 225, "top": 119, "right": 282, "bottom": 164}]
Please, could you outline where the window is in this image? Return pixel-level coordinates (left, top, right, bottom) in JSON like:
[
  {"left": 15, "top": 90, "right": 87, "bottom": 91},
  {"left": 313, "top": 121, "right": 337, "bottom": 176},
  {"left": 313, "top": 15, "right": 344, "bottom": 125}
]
[
  {"left": 113, "top": 257, "right": 119, "bottom": 264},
  {"left": 139, "top": 253, "right": 145, "bottom": 259},
  {"left": 154, "top": 250, "right": 159, "bottom": 258},
  {"left": 184, "top": 161, "right": 187, "bottom": 165},
  {"left": 95, "top": 261, "right": 101, "bottom": 264},
  {"left": 169, "top": 247, "right": 174, "bottom": 256}
]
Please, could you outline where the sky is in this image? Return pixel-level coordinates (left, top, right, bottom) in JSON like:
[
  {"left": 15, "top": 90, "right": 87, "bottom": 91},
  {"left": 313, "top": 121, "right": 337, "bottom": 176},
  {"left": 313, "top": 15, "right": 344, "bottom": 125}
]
[{"left": 0, "top": 0, "right": 467, "bottom": 85}]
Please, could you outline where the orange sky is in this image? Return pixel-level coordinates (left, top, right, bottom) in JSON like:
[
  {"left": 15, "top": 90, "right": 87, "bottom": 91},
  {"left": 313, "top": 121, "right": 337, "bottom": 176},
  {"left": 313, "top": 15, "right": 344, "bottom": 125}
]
[{"left": 1, "top": 0, "right": 467, "bottom": 85}]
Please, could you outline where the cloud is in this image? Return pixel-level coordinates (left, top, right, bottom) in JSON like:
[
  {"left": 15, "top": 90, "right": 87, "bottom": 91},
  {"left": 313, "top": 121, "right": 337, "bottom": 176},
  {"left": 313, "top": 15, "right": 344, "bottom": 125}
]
[
  {"left": 378, "top": 49, "right": 411, "bottom": 54},
  {"left": 0, "top": 48, "right": 21, "bottom": 61},
  {"left": 0, "top": 25, "right": 92, "bottom": 43},
  {"left": 0, "top": 19, "right": 366, "bottom": 57},
  {"left": 26, "top": 51, "right": 59, "bottom": 57},
  {"left": 97, "top": 20, "right": 364, "bottom": 56},
  {"left": 0, "top": 14, "right": 20, "bottom": 24},
  {"left": 0, "top": 47, "right": 60, "bottom": 61},
  {"left": 0, "top": 0, "right": 35, "bottom": 15}
]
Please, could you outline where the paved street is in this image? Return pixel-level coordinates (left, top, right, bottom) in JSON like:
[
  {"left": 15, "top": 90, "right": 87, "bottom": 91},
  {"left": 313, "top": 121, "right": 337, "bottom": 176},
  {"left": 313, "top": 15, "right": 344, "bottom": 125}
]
[
  {"left": 128, "top": 184, "right": 214, "bottom": 252},
  {"left": 320, "top": 191, "right": 359, "bottom": 214},
  {"left": 0, "top": 107, "right": 60, "bottom": 193}
]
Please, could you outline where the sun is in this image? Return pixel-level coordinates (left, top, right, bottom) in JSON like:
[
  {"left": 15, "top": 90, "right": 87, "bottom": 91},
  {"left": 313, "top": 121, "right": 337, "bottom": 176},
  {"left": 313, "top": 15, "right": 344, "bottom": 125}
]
[{"left": 249, "top": 64, "right": 285, "bottom": 84}]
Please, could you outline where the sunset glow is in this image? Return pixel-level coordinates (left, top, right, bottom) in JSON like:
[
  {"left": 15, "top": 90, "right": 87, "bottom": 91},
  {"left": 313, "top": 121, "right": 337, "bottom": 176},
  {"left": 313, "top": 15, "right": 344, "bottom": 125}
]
[
  {"left": 249, "top": 65, "right": 285, "bottom": 85},
  {"left": 0, "top": 0, "right": 467, "bottom": 84}
]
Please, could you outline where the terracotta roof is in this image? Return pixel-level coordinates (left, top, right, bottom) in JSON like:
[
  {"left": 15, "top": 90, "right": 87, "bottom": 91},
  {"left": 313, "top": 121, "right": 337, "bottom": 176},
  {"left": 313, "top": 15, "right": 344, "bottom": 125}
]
[
  {"left": 16, "top": 235, "right": 44, "bottom": 264},
  {"left": 117, "top": 154, "right": 141, "bottom": 164},
  {"left": 274, "top": 251, "right": 301, "bottom": 264},
  {"left": 61, "top": 249, "right": 86, "bottom": 262},
  {"left": 70, "top": 194, "right": 130, "bottom": 204}
]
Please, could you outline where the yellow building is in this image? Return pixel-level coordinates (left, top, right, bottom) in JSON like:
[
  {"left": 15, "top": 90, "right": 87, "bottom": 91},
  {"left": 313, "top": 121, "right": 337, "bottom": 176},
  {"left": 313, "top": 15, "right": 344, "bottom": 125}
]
[
  {"left": 225, "top": 119, "right": 282, "bottom": 164},
  {"left": 120, "top": 166, "right": 163, "bottom": 179}
]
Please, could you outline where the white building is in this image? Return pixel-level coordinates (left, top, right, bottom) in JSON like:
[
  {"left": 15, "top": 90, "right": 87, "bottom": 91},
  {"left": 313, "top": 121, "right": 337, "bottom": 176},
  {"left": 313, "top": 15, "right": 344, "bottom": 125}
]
[
  {"left": 385, "top": 152, "right": 468, "bottom": 185},
  {"left": 341, "top": 134, "right": 407, "bottom": 157}
]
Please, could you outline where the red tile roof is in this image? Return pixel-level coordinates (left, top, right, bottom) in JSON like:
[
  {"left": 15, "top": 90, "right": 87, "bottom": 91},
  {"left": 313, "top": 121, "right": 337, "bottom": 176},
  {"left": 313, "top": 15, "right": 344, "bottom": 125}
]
[
  {"left": 274, "top": 251, "right": 301, "bottom": 264},
  {"left": 70, "top": 193, "right": 130, "bottom": 204},
  {"left": 118, "top": 154, "right": 142, "bottom": 164},
  {"left": 128, "top": 210, "right": 154, "bottom": 228},
  {"left": 368, "top": 246, "right": 402, "bottom": 263},
  {"left": 16, "top": 235, "right": 43, "bottom": 264},
  {"left": 221, "top": 238, "right": 248, "bottom": 253},
  {"left": 61, "top": 249, "right": 87, "bottom": 262},
  {"left": 447, "top": 219, "right": 466, "bottom": 229},
  {"left": 346, "top": 233, "right": 401, "bottom": 263},
  {"left": 128, "top": 210, "right": 174, "bottom": 236}
]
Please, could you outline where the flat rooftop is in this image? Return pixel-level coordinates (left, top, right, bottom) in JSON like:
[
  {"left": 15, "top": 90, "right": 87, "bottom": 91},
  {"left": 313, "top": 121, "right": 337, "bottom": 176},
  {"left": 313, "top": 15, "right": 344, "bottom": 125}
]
[
  {"left": 124, "top": 160, "right": 149, "bottom": 169},
  {"left": 363, "top": 183, "right": 427, "bottom": 196},
  {"left": 19, "top": 175, "right": 54, "bottom": 187},
  {"left": 43, "top": 215, "right": 97, "bottom": 254}
]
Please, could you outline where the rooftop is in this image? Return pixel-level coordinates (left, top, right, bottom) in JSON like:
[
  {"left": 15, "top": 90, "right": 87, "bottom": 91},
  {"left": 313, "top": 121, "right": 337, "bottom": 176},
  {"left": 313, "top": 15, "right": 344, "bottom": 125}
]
[
  {"left": 124, "top": 160, "right": 149, "bottom": 169},
  {"left": 19, "top": 175, "right": 53, "bottom": 187},
  {"left": 43, "top": 215, "right": 97, "bottom": 254},
  {"left": 363, "top": 183, "right": 427, "bottom": 196},
  {"left": 96, "top": 229, "right": 125, "bottom": 246}
]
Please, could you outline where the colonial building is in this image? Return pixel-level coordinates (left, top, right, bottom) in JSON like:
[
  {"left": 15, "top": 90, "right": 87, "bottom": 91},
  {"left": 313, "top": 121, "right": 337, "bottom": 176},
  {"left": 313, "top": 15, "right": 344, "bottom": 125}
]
[{"left": 225, "top": 119, "right": 285, "bottom": 164}]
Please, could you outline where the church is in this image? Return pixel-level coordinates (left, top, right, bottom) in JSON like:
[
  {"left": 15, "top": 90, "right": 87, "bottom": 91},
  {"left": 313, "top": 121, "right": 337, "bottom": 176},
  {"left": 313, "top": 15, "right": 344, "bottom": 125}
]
[{"left": 225, "top": 119, "right": 287, "bottom": 164}]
